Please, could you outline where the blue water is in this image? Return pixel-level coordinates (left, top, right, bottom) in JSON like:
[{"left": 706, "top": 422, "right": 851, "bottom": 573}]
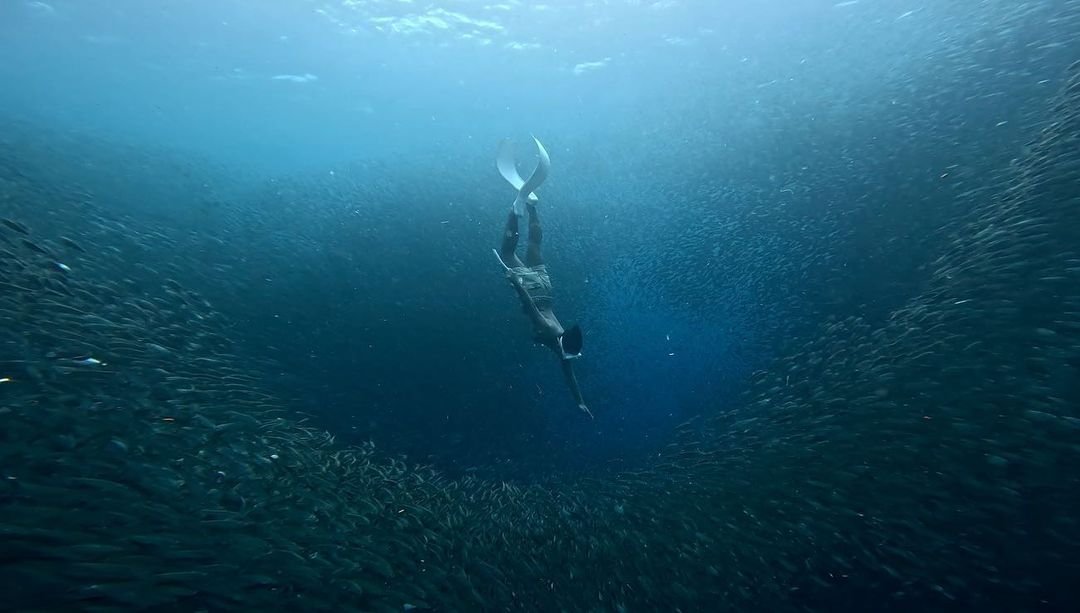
[
  {"left": 2, "top": 2, "right": 1080, "bottom": 608},
  {"left": 1, "top": 0, "right": 994, "bottom": 173}
]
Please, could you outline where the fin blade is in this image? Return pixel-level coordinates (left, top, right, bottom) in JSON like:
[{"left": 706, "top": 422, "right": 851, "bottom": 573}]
[
  {"left": 497, "top": 139, "right": 526, "bottom": 189},
  {"left": 519, "top": 136, "right": 550, "bottom": 202}
]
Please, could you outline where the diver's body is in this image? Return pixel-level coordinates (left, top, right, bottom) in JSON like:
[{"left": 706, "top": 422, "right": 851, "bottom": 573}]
[
  {"left": 498, "top": 203, "right": 591, "bottom": 418},
  {"left": 494, "top": 136, "right": 590, "bottom": 418}
]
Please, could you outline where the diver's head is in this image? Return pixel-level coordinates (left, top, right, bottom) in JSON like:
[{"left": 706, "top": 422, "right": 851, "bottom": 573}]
[{"left": 558, "top": 324, "right": 583, "bottom": 359}]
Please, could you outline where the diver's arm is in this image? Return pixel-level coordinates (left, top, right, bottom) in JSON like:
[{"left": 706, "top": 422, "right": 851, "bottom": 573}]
[{"left": 560, "top": 359, "right": 593, "bottom": 418}]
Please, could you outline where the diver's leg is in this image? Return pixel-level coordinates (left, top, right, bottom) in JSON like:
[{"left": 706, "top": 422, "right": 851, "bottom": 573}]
[
  {"left": 525, "top": 203, "right": 544, "bottom": 267},
  {"left": 499, "top": 211, "right": 524, "bottom": 268}
]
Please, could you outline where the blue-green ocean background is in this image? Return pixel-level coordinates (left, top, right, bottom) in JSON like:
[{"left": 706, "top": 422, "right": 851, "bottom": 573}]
[{"left": 2, "top": 0, "right": 1079, "bottom": 610}]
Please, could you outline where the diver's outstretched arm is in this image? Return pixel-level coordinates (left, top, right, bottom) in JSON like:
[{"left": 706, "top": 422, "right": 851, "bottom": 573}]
[{"left": 560, "top": 359, "right": 592, "bottom": 418}]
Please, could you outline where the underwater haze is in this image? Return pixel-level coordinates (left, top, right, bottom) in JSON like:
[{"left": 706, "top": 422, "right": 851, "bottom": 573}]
[{"left": 2, "top": 0, "right": 1080, "bottom": 611}]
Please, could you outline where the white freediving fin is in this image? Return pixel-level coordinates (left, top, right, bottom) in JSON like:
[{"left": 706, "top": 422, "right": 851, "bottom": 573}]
[
  {"left": 517, "top": 136, "right": 550, "bottom": 211},
  {"left": 497, "top": 139, "right": 526, "bottom": 191},
  {"left": 497, "top": 136, "right": 551, "bottom": 216}
]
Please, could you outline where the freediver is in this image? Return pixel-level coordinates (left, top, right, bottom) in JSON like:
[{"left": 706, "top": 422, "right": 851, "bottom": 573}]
[{"left": 493, "top": 136, "right": 592, "bottom": 418}]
